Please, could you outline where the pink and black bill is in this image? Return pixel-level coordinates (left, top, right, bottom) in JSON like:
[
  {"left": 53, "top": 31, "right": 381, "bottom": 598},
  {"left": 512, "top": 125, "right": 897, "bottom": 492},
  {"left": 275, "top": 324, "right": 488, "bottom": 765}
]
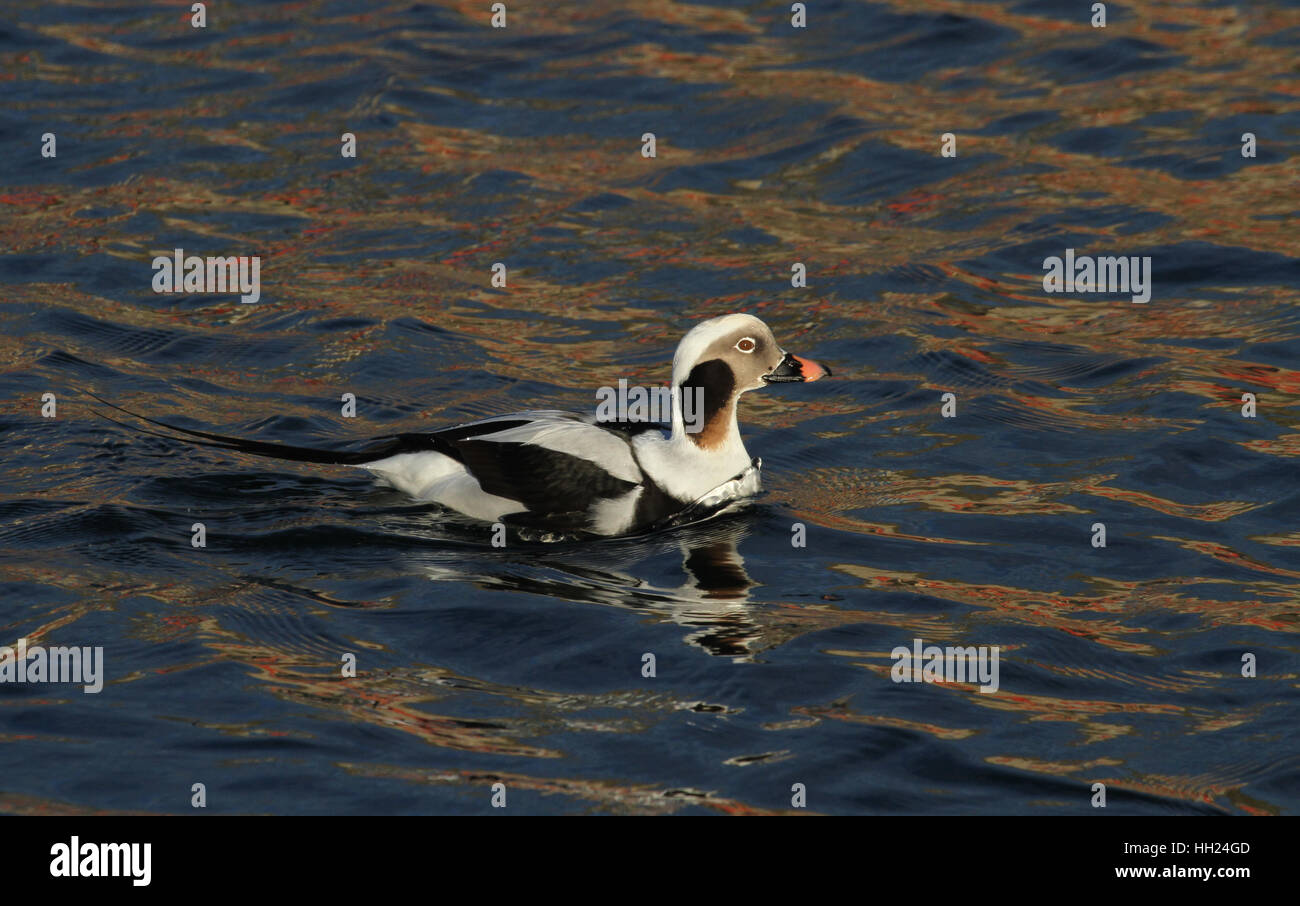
[{"left": 763, "top": 352, "right": 831, "bottom": 383}]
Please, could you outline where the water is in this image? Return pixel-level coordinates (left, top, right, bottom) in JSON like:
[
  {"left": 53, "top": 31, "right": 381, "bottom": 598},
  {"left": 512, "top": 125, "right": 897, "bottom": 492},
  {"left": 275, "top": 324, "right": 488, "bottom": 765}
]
[{"left": 1, "top": 0, "right": 1298, "bottom": 815}]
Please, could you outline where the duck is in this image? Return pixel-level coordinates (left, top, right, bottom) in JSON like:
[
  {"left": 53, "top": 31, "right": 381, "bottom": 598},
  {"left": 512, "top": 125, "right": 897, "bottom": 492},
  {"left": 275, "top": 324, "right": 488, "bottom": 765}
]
[{"left": 95, "top": 313, "right": 830, "bottom": 539}]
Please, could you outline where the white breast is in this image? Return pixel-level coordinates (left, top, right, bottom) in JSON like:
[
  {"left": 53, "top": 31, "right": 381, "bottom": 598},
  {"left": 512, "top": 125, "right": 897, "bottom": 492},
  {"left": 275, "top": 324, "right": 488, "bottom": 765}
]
[{"left": 632, "top": 428, "right": 754, "bottom": 503}]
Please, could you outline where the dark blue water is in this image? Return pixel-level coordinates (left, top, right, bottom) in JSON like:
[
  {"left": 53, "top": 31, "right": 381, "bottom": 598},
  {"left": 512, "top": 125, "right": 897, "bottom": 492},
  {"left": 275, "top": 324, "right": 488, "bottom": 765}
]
[{"left": 1, "top": 0, "right": 1298, "bottom": 814}]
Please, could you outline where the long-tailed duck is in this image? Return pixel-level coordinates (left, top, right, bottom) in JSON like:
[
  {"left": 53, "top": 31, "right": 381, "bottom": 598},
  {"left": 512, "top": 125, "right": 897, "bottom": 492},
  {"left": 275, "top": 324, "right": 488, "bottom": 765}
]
[{"left": 96, "top": 313, "right": 830, "bottom": 538}]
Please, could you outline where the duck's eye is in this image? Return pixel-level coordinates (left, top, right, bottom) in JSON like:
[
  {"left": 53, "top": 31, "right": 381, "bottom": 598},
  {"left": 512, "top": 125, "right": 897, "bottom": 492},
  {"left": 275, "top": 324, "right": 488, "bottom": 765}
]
[{"left": 736, "top": 337, "right": 756, "bottom": 353}]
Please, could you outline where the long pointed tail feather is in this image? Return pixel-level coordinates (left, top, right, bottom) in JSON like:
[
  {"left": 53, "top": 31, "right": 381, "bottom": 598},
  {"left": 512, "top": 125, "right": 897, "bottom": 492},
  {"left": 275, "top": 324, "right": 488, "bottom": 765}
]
[{"left": 85, "top": 392, "right": 407, "bottom": 466}]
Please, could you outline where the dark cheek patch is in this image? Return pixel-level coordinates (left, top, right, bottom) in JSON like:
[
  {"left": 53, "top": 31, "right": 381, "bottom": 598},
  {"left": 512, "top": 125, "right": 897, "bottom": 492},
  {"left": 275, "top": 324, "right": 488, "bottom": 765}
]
[{"left": 681, "top": 359, "right": 735, "bottom": 449}]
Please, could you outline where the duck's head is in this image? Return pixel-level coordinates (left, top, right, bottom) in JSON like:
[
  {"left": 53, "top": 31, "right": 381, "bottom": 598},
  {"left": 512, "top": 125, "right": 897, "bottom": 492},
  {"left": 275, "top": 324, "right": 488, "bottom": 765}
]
[
  {"left": 670, "top": 313, "right": 830, "bottom": 447},
  {"left": 672, "top": 313, "right": 830, "bottom": 392}
]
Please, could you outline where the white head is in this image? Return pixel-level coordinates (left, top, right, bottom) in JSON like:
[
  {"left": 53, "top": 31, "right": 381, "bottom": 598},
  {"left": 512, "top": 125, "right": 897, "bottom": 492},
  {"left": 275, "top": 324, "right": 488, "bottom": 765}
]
[{"left": 669, "top": 313, "right": 829, "bottom": 449}]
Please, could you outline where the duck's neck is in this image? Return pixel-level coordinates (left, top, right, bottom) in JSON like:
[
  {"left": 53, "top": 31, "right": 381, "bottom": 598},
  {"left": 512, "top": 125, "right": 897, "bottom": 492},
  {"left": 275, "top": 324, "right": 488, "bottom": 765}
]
[{"left": 672, "top": 360, "right": 749, "bottom": 470}]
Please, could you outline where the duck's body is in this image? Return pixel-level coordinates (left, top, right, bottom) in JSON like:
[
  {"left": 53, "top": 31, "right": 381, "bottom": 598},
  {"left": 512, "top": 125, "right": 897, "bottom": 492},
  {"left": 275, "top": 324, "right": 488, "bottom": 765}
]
[
  {"left": 353, "top": 409, "right": 747, "bottom": 536},
  {"left": 100, "top": 313, "right": 829, "bottom": 538}
]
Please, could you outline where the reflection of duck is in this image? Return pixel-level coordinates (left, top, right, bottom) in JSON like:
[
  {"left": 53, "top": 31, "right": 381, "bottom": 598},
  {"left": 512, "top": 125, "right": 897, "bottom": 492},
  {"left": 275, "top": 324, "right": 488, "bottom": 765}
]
[
  {"left": 674, "top": 530, "right": 766, "bottom": 659},
  {"left": 94, "top": 314, "right": 829, "bottom": 539},
  {"left": 411, "top": 513, "right": 770, "bottom": 658}
]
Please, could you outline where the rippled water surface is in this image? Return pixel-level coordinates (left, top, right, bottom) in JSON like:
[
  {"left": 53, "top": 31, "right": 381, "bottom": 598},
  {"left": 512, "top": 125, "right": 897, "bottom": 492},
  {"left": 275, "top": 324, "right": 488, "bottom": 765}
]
[{"left": 2, "top": 0, "right": 1298, "bottom": 815}]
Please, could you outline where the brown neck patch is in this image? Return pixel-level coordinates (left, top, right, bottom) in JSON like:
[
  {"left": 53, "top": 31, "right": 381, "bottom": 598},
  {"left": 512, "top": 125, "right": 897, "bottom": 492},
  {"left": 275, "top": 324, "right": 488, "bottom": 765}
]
[{"left": 680, "top": 359, "right": 737, "bottom": 450}]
